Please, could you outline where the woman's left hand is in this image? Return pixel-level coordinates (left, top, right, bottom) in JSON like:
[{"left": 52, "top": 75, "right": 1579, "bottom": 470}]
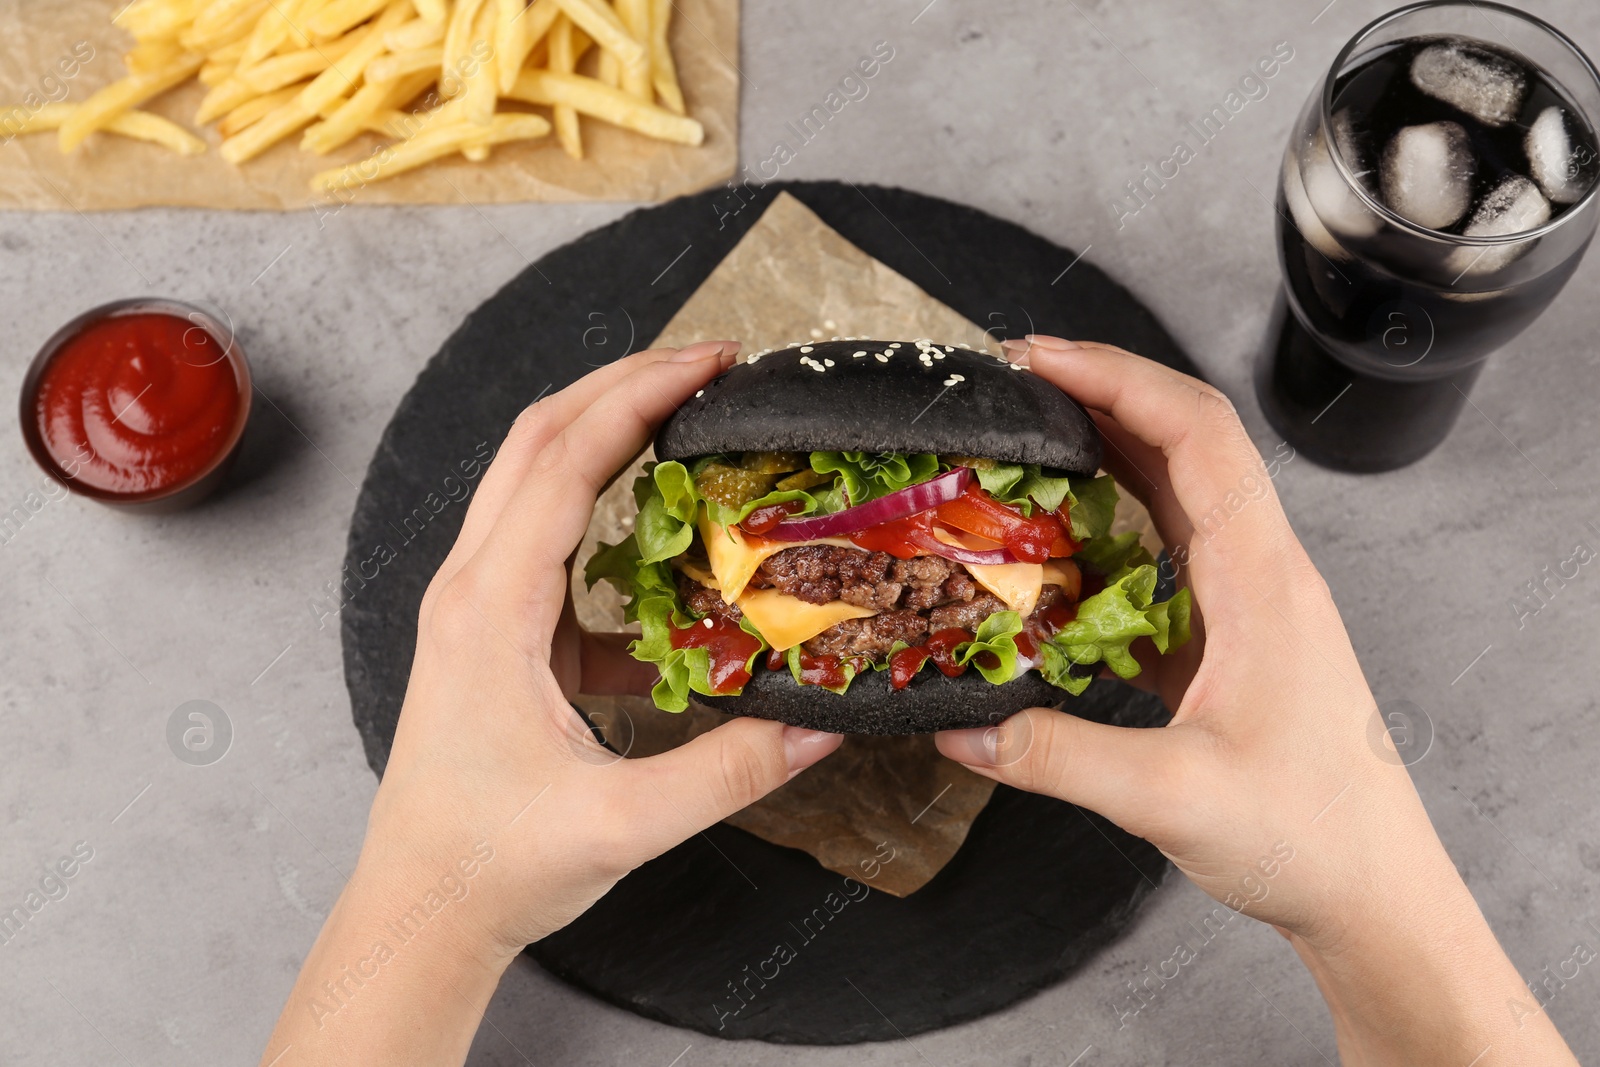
[{"left": 262, "top": 340, "right": 842, "bottom": 1065}]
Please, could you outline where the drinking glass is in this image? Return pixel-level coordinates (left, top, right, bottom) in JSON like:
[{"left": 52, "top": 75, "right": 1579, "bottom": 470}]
[{"left": 1258, "top": 1, "right": 1600, "bottom": 472}]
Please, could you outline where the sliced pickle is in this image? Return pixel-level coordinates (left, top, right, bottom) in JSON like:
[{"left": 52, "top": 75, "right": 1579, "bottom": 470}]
[
  {"left": 695, "top": 462, "right": 779, "bottom": 509},
  {"left": 737, "top": 450, "right": 808, "bottom": 474},
  {"left": 775, "top": 468, "right": 832, "bottom": 491}
]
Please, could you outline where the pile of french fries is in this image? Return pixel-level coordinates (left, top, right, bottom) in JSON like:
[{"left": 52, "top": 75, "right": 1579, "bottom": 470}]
[{"left": 8, "top": 0, "right": 702, "bottom": 194}]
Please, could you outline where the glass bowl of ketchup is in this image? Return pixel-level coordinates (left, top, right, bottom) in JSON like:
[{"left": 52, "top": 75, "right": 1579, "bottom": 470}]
[{"left": 19, "top": 299, "right": 252, "bottom": 512}]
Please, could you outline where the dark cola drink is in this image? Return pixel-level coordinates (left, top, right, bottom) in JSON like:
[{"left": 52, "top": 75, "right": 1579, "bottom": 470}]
[{"left": 1261, "top": 8, "right": 1599, "bottom": 472}]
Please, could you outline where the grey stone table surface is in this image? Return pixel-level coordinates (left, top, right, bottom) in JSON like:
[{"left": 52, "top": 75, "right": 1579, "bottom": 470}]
[{"left": 3, "top": 1, "right": 1598, "bottom": 1064}]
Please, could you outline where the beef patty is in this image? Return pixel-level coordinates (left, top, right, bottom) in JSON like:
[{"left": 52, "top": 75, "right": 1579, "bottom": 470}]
[
  {"left": 749, "top": 544, "right": 978, "bottom": 610},
  {"left": 676, "top": 548, "right": 1067, "bottom": 662}
]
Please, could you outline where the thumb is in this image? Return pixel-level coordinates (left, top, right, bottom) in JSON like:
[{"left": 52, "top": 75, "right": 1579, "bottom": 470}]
[
  {"left": 935, "top": 707, "right": 1173, "bottom": 837},
  {"left": 627, "top": 718, "right": 842, "bottom": 847}
]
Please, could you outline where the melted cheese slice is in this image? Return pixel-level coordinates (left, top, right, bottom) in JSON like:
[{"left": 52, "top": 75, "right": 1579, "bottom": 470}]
[
  {"left": 735, "top": 588, "right": 877, "bottom": 651},
  {"left": 677, "top": 560, "right": 718, "bottom": 588},
  {"left": 696, "top": 511, "right": 857, "bottom": 602},
  {"left": 932, "top": 528, "right": 1044, "bottom": 618},
  {"left": 1041, "top": 559, "right": 1081, "bottom": 599}
]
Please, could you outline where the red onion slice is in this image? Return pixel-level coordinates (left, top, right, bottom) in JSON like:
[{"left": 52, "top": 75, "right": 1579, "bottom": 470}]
[
  {"left": 765, "top": 466, "right": 973, "bottom": 540},
  {"left": 907, "top": 526, "right": 1018, "bottom": 566}
]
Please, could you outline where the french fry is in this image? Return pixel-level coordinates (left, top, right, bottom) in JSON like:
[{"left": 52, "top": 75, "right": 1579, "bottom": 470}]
[
  {"left": 648, "top": 0, "right": 683, "bottom": 114},
  {"left": 207, "top": 34, "right": 252, "bottom": 64},
  {"left": 126, "top": 40, "right": 185, "bottom": 76},
  {"left": 441, "top": 0, "right": 487, "bottom": 95},
  {"left": 238, "top": 3, "right": 297, "bottom": 67},
  {"left": 302, "top": 68, "right": 431, "bottom": 153},
  {"left": 196, "top": 76, "right": 257, "bottom": 125},
  {"left": 308, "top": 0, "right": 391, "bottom": 38},
  {"left": 181, "top": 0, "right": 273, "bottom": 53},
  {"left": 217, "top": 85, "right": 300, "bottom": 137},
  {"left": 366, "top": 109, "right": 414, "bottom": 138},
  {"left": 550, "top": 0, "right": 644, "bottom": 70},
  {"left": 95, "top": 110, "right": 209, "bottom": 155},
  {"left": 462, "top": 0, "right": 498, "bottom": 129},
  {"left": 385, "top": 16, "right": 446, "bottom": 50},
  {"left": 312, "top": 111, "right": 550, "bottom": 193},
  {"left": 379, "top": 67, "right": 440, "bottom": 110},
  {"left": 613, "top": 0, "right": 650, "bottom": 100},
  {"left": 413, "top": 0, "right": 449, "bottom": 25},
  {"left": 221, "top": 0, "right": 409, "bottom": 162},
  {"left": 15, "top": 103, "right": 206, "bottom": 155},
  {"left": 217, "top": 95, "right": 314, "bottom": 163},
  {"left": 59, "top": 52, "right": 204, "bottom": 152},
  {"left": 548, "top": 14, "right": 582, "bottom": 159},
  {"left": 239, "top": 32, "right": 362, "bottom": 94},
  {"left": 16, "top": 0, "right": 706, "bottom": 189},
  {"left": 509, "top": 68, "right": 700, "bottom": 144},
  {"left": 494, "top": 0, "right": 557, "bottom": 95},
  {"left": 191, "top": 0, "right": 264, "bottom": 36},
  {"left": 301, "top": 0, "right": 413, "bottom": 107},
  {"left": 366, "top": 45, "right": 444, "bottom": 84},
  {"left": 116, "top": 0, "right": 205, "bottom": 40},
  {"left": 198, "top": 61, "right": 236, "bottom": 86},
  {"left": 275, "top": 0, "right": 326, "bottom": 52}
]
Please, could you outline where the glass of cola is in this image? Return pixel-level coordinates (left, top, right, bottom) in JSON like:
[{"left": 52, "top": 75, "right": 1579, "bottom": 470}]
[{"left": 1259, "top": 1, "right": 1600, "bottom": 471}]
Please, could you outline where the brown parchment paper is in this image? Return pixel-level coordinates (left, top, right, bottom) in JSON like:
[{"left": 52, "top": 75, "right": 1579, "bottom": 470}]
[
  {"left": 571, "top": 193, "right": 1157, "bottom": 897},
  {"left": 0, "top": 0, "right": 737, "bottom": 211}
]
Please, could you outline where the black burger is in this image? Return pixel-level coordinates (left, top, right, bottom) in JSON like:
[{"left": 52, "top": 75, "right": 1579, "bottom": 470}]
[{"left": 585, "top": 338, "right": 1191, "bottom": 734}]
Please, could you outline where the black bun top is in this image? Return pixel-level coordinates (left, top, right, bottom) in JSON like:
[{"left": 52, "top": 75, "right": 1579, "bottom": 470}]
[{"left": 655, "top": 340, "right": 1102, "bottom": 475}]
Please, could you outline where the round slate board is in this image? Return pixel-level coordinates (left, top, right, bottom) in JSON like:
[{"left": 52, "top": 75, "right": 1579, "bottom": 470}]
[{"left": 342, "top": 181, "right": 1198, "bottom": 1044}]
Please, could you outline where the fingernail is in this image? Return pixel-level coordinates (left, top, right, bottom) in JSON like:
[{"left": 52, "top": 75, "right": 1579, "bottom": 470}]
[
  {"left": 670, "top": 340, "right": 740, "bottom": 362},
  {"left": 1000, "top": 339, "right": 1033, "bottom": 367},
  {"left": 783, "top": 726, "right": 843, "bottom": 778},
  {"left": 1025, "top": 335, "right": 1080, "bottom": 352},
  {"left": 941, "top": 726, "right": 999, "bottom": 767}
]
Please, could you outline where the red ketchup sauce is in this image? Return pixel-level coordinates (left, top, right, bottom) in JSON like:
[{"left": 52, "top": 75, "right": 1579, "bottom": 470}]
[
  {"left": 671, "top": 616, "right": 763, "bottom": 693},
  {"left": 888, "top": 627, "right": 973, "bottom": 690},
  {"left": 762, "top": 646, "right": 864, "bottom": 689},
  {"left": 739, "top": 500, "right": 803, "bottom": 536},
  {"left": 32, "top": 312, "right": 243, "bottom": 496}
]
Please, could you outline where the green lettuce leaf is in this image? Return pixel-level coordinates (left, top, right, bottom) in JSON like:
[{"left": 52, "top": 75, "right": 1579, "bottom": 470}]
[
  {"left": 702, "top": 486, "right": 841, "bottom": 529},
  {"left": 625, "top": 556, "right": 768, "bottom": 713},
  {"left": 1044, "top": 564, "right": 1192, "bottom": 682},
  {"left": 1036, "top": 642, "right": 1097, "bottom": 696},
  {"left": 972, "top": 464, "right": 1075, "bottom": 516},
  {"left": 811, "top": 451, "right": 939, "bottom": 505},
  {"left": 654, "top": 455, "right": 847, "bottom": 530},
  {"left": 782, "top": 643, "right": 862, "bottom": 694},
  {"left": 584, "top": 534, "right": 641, "bottom": 595},
  {"left": 591, "top": 453, "right": 1192, "bottom": 711},
  {"left": 634, "top": 462, "right": 697, "bottom": 563},
  {"left": 1063, "top": 474, "right": 1120, "bottom": 542},
  {"left": 954, "top": 610, "right": 1024, "bottom": 684},
  {"left": 1075, "top": 530, "right": 1156, "bottom": 580},
  {"left": 1146, "top": 587, "right": 1192, "bottom": 654}
]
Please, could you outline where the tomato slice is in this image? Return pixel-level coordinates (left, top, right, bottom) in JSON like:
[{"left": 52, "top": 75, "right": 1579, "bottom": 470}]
[
  {"left": 935, "top": 484, "right": 1074, "bottom": 563},
  {"left": 848, "top": 510, "right": 934, "bottom": 559}
]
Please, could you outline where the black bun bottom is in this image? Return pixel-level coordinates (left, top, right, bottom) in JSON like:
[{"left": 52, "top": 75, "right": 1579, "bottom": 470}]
[{"left": 697, "top": 664, "right": 1089, "bottom": 734}]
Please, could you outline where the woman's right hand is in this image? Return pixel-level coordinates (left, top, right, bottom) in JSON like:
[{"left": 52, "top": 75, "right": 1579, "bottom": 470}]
[{"left": 937, "top": 335, "right": 1576, "bottom": 1067}]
